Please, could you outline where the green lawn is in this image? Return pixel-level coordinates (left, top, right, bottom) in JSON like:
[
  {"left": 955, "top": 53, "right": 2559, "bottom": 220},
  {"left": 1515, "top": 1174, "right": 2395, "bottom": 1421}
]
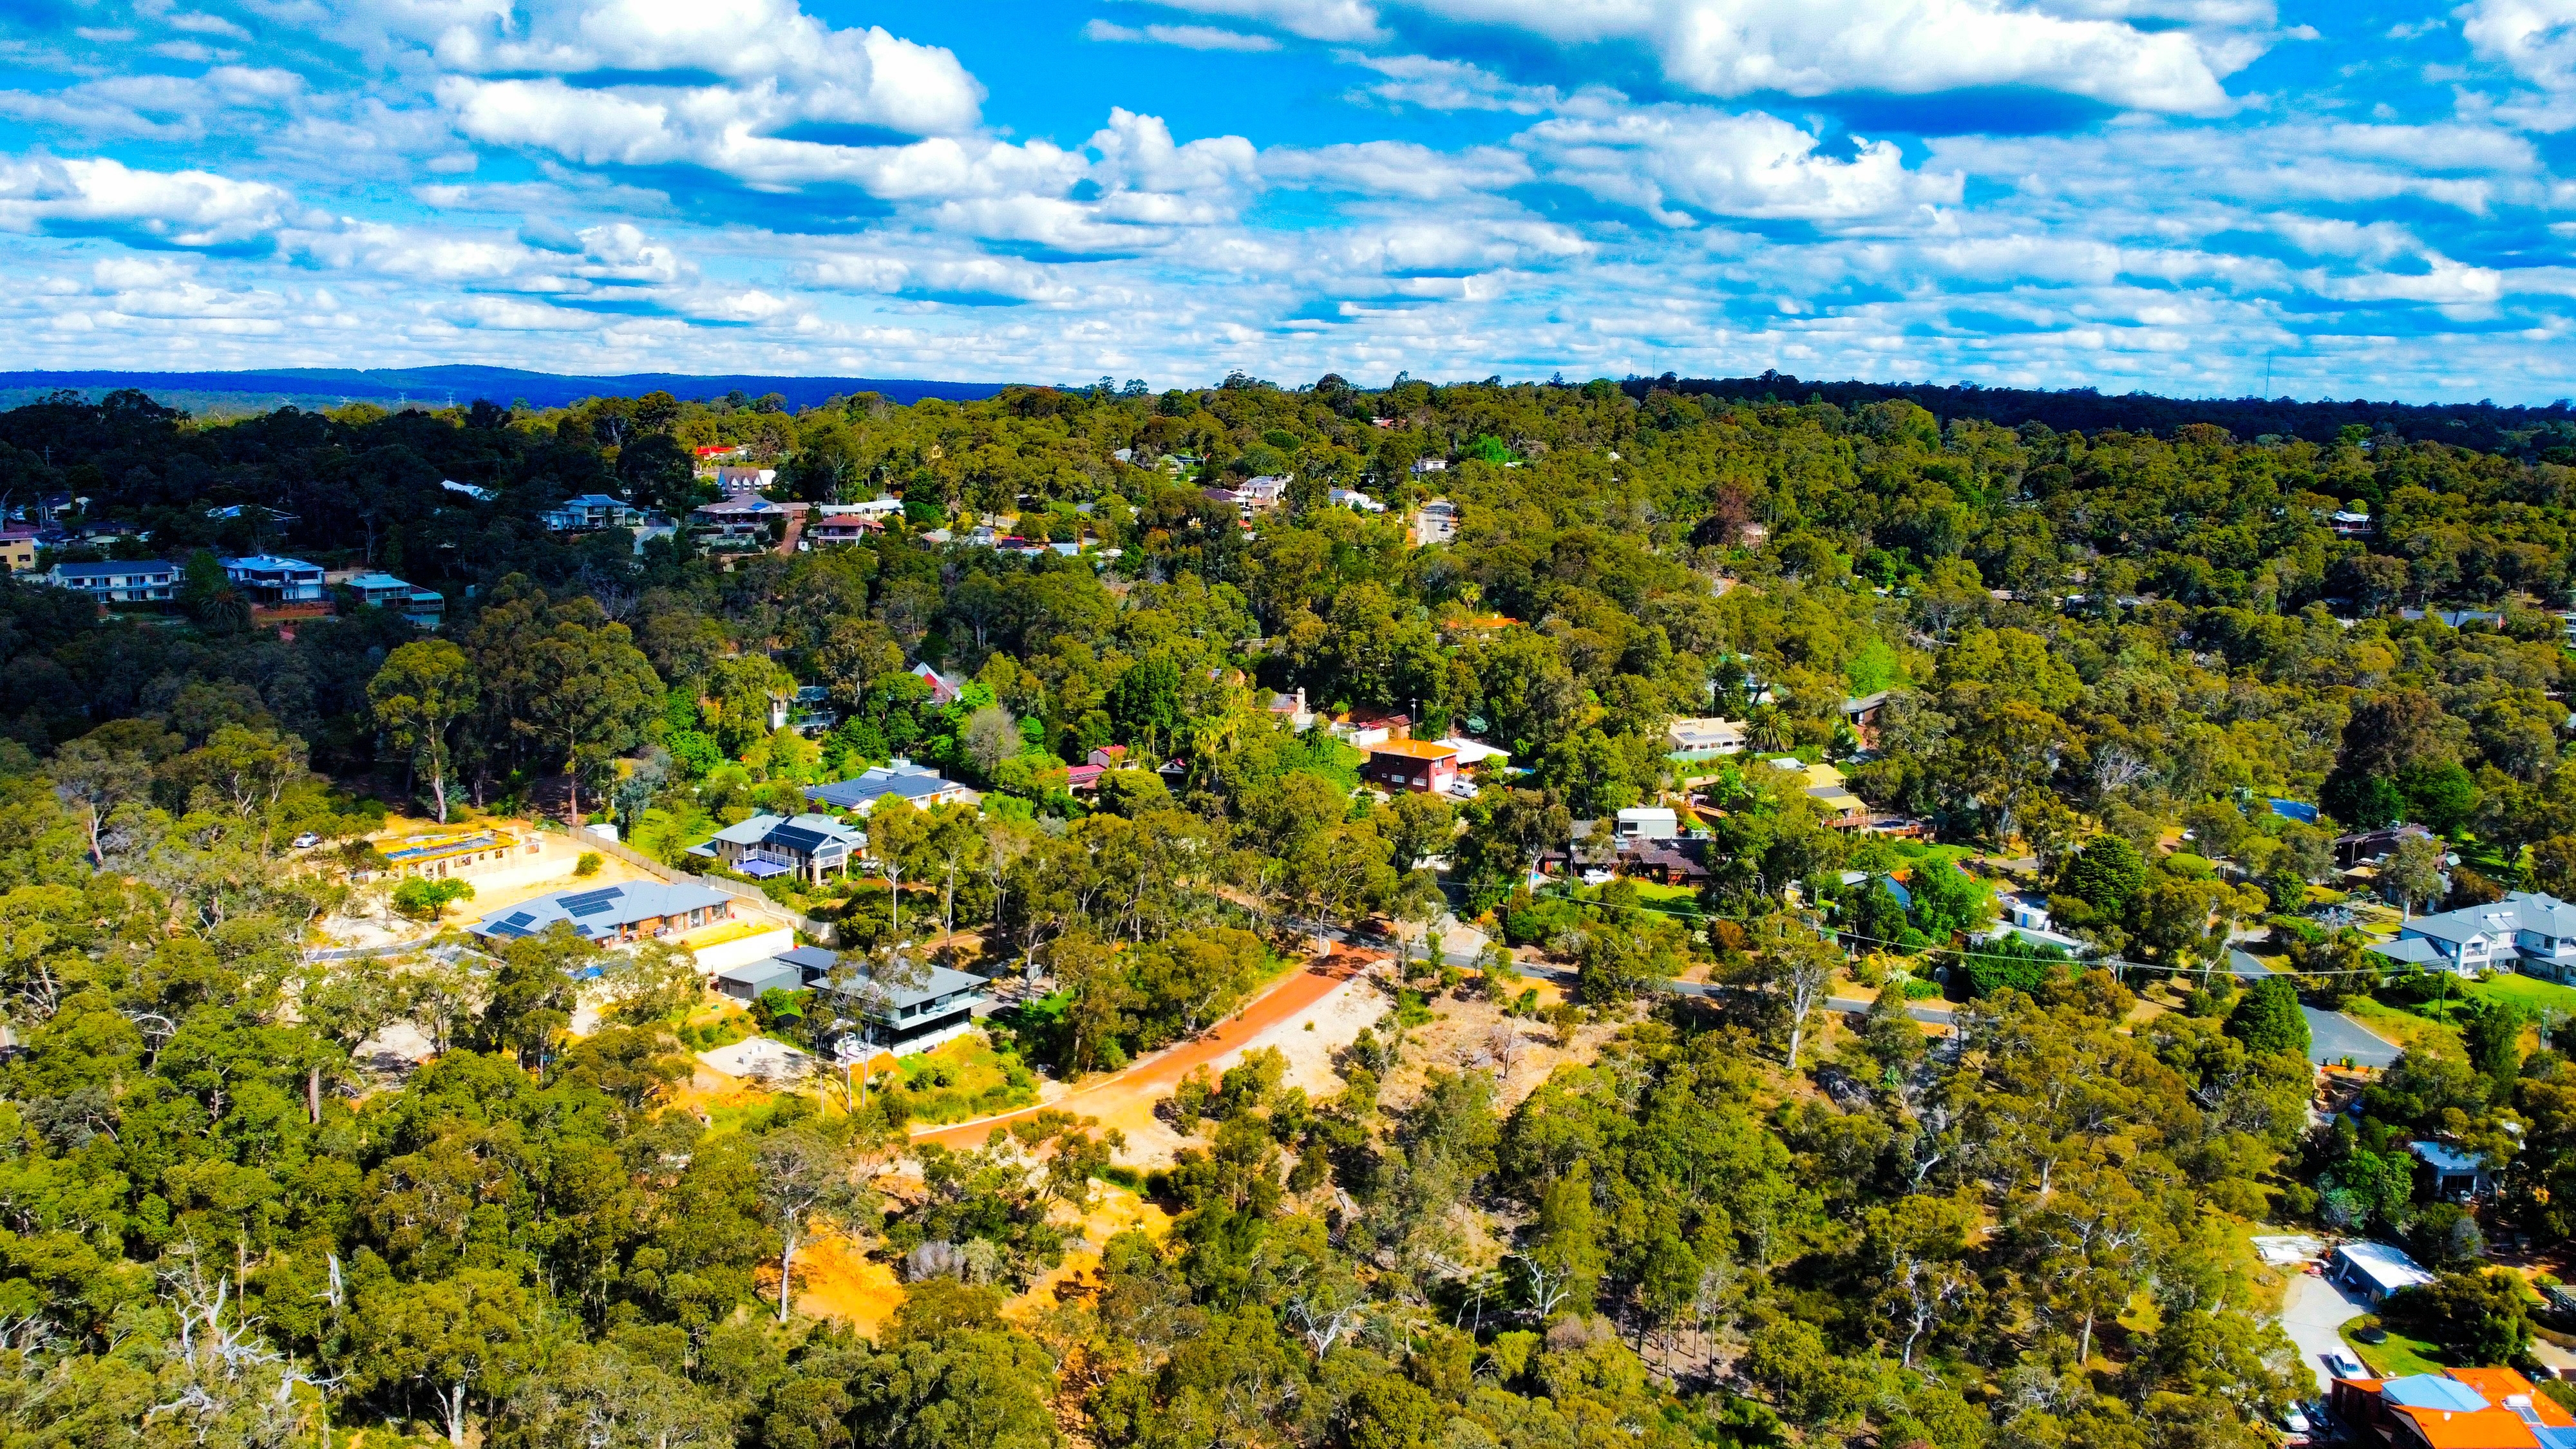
[
  {"left": 2344, "top": 1323, "right": 2445, "bottom": 1379},
  {"left": 2469, "top": 972, "right": 2576, "bottom": 1016},
  {"left": 1629, "top": 880, "right": 1702, "bottom": 905}
]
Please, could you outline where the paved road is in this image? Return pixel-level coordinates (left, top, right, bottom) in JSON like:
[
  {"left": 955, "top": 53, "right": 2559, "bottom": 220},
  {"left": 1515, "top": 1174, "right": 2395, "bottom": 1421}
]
[
  {"left": 2305, "top": 1005, "right": 2401, "bottom": 1069},
  {"left": 2281, "top": 1273, "right": 2370, "bottom": 1393},
  {"left": 2232, "top": 950, "right": 2403, "bottom": 1068}
]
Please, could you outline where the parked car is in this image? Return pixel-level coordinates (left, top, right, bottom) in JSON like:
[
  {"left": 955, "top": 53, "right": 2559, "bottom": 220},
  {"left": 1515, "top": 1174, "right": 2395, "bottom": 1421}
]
[
  {"left": 292, "top": 833, "right": 321, "bottom": 849},
  {"left": 2325, "top": 1352, "right": 2366, "bottom": 1380}
]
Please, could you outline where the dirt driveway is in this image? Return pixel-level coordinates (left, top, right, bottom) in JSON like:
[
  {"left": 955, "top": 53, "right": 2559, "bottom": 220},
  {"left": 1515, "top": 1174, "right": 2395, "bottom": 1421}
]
[{"left": 911, "top": 949, "right": 1372, "bottom": 1151}]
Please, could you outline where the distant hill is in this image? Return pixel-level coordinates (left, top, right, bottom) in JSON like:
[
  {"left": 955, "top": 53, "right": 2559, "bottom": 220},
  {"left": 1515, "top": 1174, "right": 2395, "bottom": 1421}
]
[
  {"left": 0, "top": 366, "right": 1013, "bottom": 415},
  {"left": 1634, "top": 370, "right": 2576, "bottom": 461}
]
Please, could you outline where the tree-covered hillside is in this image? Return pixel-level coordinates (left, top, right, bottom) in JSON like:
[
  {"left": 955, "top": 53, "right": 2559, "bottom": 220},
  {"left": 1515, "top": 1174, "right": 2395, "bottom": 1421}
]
[{"left": 4, "top": 374, "right": 2574, "bottom": 1449}]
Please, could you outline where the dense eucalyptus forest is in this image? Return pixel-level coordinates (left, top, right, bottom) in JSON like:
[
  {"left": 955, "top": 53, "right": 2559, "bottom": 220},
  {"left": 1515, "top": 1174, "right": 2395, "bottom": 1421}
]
[{"left": 5, "top": 374, "right": 2576, "bottom": 1449}]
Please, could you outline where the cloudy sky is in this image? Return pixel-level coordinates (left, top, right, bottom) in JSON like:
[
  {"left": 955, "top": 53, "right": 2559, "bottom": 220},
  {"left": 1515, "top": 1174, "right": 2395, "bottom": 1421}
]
[{"left": 3, "top": 0, "right": 2573, "bottom": 399}]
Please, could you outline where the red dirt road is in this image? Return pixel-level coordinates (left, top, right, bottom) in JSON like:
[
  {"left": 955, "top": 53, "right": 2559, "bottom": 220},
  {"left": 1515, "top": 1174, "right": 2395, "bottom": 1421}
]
[{"left": 911, "top": 949, "right": 1371, "bottom": 1150}]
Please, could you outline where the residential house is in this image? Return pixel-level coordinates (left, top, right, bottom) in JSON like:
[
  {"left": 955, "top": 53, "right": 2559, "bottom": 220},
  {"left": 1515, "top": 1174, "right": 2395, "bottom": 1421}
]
[
  {"left": 1236, "top": 475, "right": 1289, "bottom": 510},
  {"left": 786, "top": 685, "right": 836, "bottom": 732},
  {"left": 541, "top": 494, "right": 639, "bottom": 531},
  {"left": 0, "top": 528, "right": 37, "bottom": 572},
  {"left": 2329, "top": 508, "right": 2376, "bottom": 539},
  {"left": 1065, "top": 763, "right": 1105, "bottom": 793},
  {"left": 1615, "top": 806, "right": 1679, "bottom": 842},
  {"left": 2329, "top": 1367, "right": 2574, "bottom": 1448},
  {"left": 1329, "top": 487, "right": 1385, "bottom": 512},
  {"left": 2002, "top": 890, "right": 2054, "bottom": 933},
  {"left": 909, "top": 661, "right": 965, "bottom": 705},
  {"left": 690, "top": 811, "right": 863, "bottom": 885},
  {"left": 222, "top": 555, "right": 327, "bottom": 605},
  {"left": 2402, "top": 607, "right": 2505, "bottom": 629},
  {"left": 1363, "top": 739, "right": 1459, "bottom": 794},
  {"left": 848, "top": 495, "right": 904, "bottom": 518},
  {"left": 2410, "top": 1140, "right": 2496, "bottom": 1199},
  {"left": 715, "top": 466, "right": 777, "bottom": 497},
  {"left": 1412, "top": 459, "right": 1448, "bottom": 474},
  {"left": 823, "top": 956, "right": 991, "bottom": 1056},
  {"left": 1668, "top": 716, "right": 1749, "bottom": 759},
  {"left": 44, "top": 558, "right": 176, "bottom": 605},
  {"left": 714, "top": 944, "right": 838, "bottom": 1003},
  {"left": 2338, "top": 822, "right": 2438, "bottom": 870},
  {"left": 1841, "top": 692, "right": 1894, "bottom": 750},
  {"left": 1088, "top": 744, "right": 1130, "bottom": 770},
  {"left": 2326, "top": 1240, "right": 2437, "bottom": 1306},
  {"left": 468, "top": 880, "right": 735, "bottom": 945},
  {"left": 806, "top": 759, "right": 977, "bottom": 814},
  {"left": 366, "top": 828, "right": 536, "bottom": 882},
  {"left": 806, "top": 505, "right": 887, "bottom": 545},
  {"left": 205, "top": 504, "right": 299, "bottom": 528},
  {"left": 1436, "top": 737, "right": 1510, "bottom": 775},
  {"left": 692, "top": 497, "right": 784, "bottom": 548},
  {"left": 1780, "top": 759, "right": 1871, "bottom": 828},
  {"left": 1619, "top": 840, "right": 1710, "bottom": 887},
  {"left": 341, "top": 572, "right": 444, "bottom": 628},
  {"left": 1265, "top": 688, "right": 1316, "bottom": 731},
  {"left": 440, "top": 478, "right": 494, "bottom": 502},
  {"left": 1333, "top": 707, "right": 1412, "bottom": 748},
  {"left": 2365, "top": 891, "right": 2576, "bottom": 980}
]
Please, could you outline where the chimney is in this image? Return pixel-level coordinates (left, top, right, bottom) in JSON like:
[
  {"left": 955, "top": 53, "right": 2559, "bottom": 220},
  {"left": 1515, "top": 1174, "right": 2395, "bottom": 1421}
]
[{"left": 1295, "top": 687, "right": 1307, "bottom": 711}]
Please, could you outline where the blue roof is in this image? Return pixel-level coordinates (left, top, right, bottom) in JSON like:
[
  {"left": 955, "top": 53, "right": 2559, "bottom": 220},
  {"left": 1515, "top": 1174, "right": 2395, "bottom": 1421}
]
[
  {"left": 225, "top": 554, "right": 321, "bottom": 572},
  {"left": 53, "top": 560, "right": 172, "bottom": 577},
  {"left": 2380, "top": 1374, "right": 2490, "bottom": 1412},
  {"left": 2268, "top": 799, "right": 2319, "bottom": 824}
]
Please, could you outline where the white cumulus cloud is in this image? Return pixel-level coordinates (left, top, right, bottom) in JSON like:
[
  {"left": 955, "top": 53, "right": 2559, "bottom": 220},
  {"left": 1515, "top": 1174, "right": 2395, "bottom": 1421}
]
[{"left": 1519, "top": 108, "right": 1964, "bottom": 223}]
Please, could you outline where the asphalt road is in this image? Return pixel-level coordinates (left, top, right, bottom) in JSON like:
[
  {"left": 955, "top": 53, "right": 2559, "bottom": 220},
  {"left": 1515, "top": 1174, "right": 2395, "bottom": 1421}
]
[
  {"left": 2304, "top": 1006, "right": 2401, "bottom": 1069},
  {"left": 2280, "top": 1272, "right": 2369, "bottom": 1394}
]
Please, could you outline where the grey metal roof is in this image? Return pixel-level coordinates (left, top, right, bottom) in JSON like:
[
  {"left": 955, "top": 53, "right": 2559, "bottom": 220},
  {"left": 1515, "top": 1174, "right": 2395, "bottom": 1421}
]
[
  {"left": 825, "top": 960, "right": 989, "bottom": 1014},
  {"left": 715, "top": 960, "right": 805, "bottom": 995},
  {"left": 2409, "top": 1139, "right": 2488, "bottom": 1173},
  {"left": 2367, "top": 936, "right": 2445, "bottom": 965},
  {"left": 806, "top": 764, "right": 961, "bottom": 811},
  {"left": 470, "top": 880, "right": 730, "bottom": 938},
  {"left": 2402, "top": 891, "right": 2576, "bottom": 945}
]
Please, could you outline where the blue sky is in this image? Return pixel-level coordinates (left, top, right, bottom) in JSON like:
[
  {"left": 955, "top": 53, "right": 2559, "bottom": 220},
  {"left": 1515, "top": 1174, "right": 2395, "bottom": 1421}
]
[{"left": 1, "top": 0, "right": 2572, "bottom": 401}]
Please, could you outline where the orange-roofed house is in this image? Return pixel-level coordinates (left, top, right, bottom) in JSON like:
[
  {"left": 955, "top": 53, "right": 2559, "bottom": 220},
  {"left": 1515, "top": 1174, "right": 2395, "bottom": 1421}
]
[
  {"left": 1364, "top": 739, "right": 1459, "bottom": 794},
  {"left": 2330, "top": 1366, "right": 2576, "bottom": 1449}
]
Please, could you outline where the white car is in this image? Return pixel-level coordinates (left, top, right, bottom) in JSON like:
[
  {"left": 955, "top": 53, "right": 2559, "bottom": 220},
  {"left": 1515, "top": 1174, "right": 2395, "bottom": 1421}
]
[
  {"left": 291, "top": 833, "right": 321, "bottom": 849},
  {"left": 2324, "top": 1352, "right": 2365, "bottom": 1381},
  {"left": 1580, "top": 869, "right": 1616, "bottom": 886}
]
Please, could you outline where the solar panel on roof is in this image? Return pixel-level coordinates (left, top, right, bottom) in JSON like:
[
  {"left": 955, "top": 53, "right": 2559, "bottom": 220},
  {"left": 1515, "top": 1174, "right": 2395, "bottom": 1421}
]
[
  {"left": 503, "top": 911, "right": 535, "bottom": 928},
  {"left": 557, "top": 887, "right": 623, "bottom": 917}
]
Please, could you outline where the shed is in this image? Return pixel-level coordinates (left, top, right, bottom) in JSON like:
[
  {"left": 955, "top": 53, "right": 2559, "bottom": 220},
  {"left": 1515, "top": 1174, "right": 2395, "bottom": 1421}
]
[
  {"left": 2327, "top": 1240, "right": 2436, "bottom": 1305},
  {"left": 715, "top": 958, "right": 806, "bottom": 1002}
]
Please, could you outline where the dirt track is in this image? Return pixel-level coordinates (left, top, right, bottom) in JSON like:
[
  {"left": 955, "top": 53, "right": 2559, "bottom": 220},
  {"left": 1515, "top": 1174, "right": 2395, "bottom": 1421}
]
[{"left": 911, "top": 950, "right": 1370, "bottom": 1150}]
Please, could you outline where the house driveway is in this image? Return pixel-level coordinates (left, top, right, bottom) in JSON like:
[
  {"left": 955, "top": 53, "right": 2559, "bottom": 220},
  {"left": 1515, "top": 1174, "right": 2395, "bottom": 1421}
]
[{"left": 2281, "top": 1271, "right": 2371, "bottom": 1393}]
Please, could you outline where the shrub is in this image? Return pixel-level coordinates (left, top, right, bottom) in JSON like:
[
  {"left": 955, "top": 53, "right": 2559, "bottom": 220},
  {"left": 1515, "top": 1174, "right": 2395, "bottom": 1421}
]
[{"left": 574, "top": 851, "right": 603, "bottom": 876}]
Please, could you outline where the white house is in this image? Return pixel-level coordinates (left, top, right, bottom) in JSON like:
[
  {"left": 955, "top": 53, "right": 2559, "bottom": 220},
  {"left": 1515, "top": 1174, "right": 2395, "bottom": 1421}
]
[
  {"left": 1615, "top": 807, "right": 1679, "bottom": 842},
  {"left": 223, "top": 554, "right": 327, "bottom": 605},
  {"left": 2367, "top": 890, "right": 2576, "bottom": 980},
  {"left": 1329, "top": 487, "right": 1385, "bottom": 512},
  {"left": 1667, "top": 717, "right": 1748, "bottom": 759}
]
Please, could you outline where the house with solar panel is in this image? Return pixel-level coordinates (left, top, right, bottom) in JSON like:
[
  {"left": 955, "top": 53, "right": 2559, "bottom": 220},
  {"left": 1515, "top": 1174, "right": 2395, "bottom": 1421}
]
[
  {"left": 806, "top": 760, "right": 977, "bottom": 815},
  {"left": 468, "top": 880, "right": 737, "bottom": 945},
  {"left": 687, "top": 813, "right": 863, "bottom": 885}
]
